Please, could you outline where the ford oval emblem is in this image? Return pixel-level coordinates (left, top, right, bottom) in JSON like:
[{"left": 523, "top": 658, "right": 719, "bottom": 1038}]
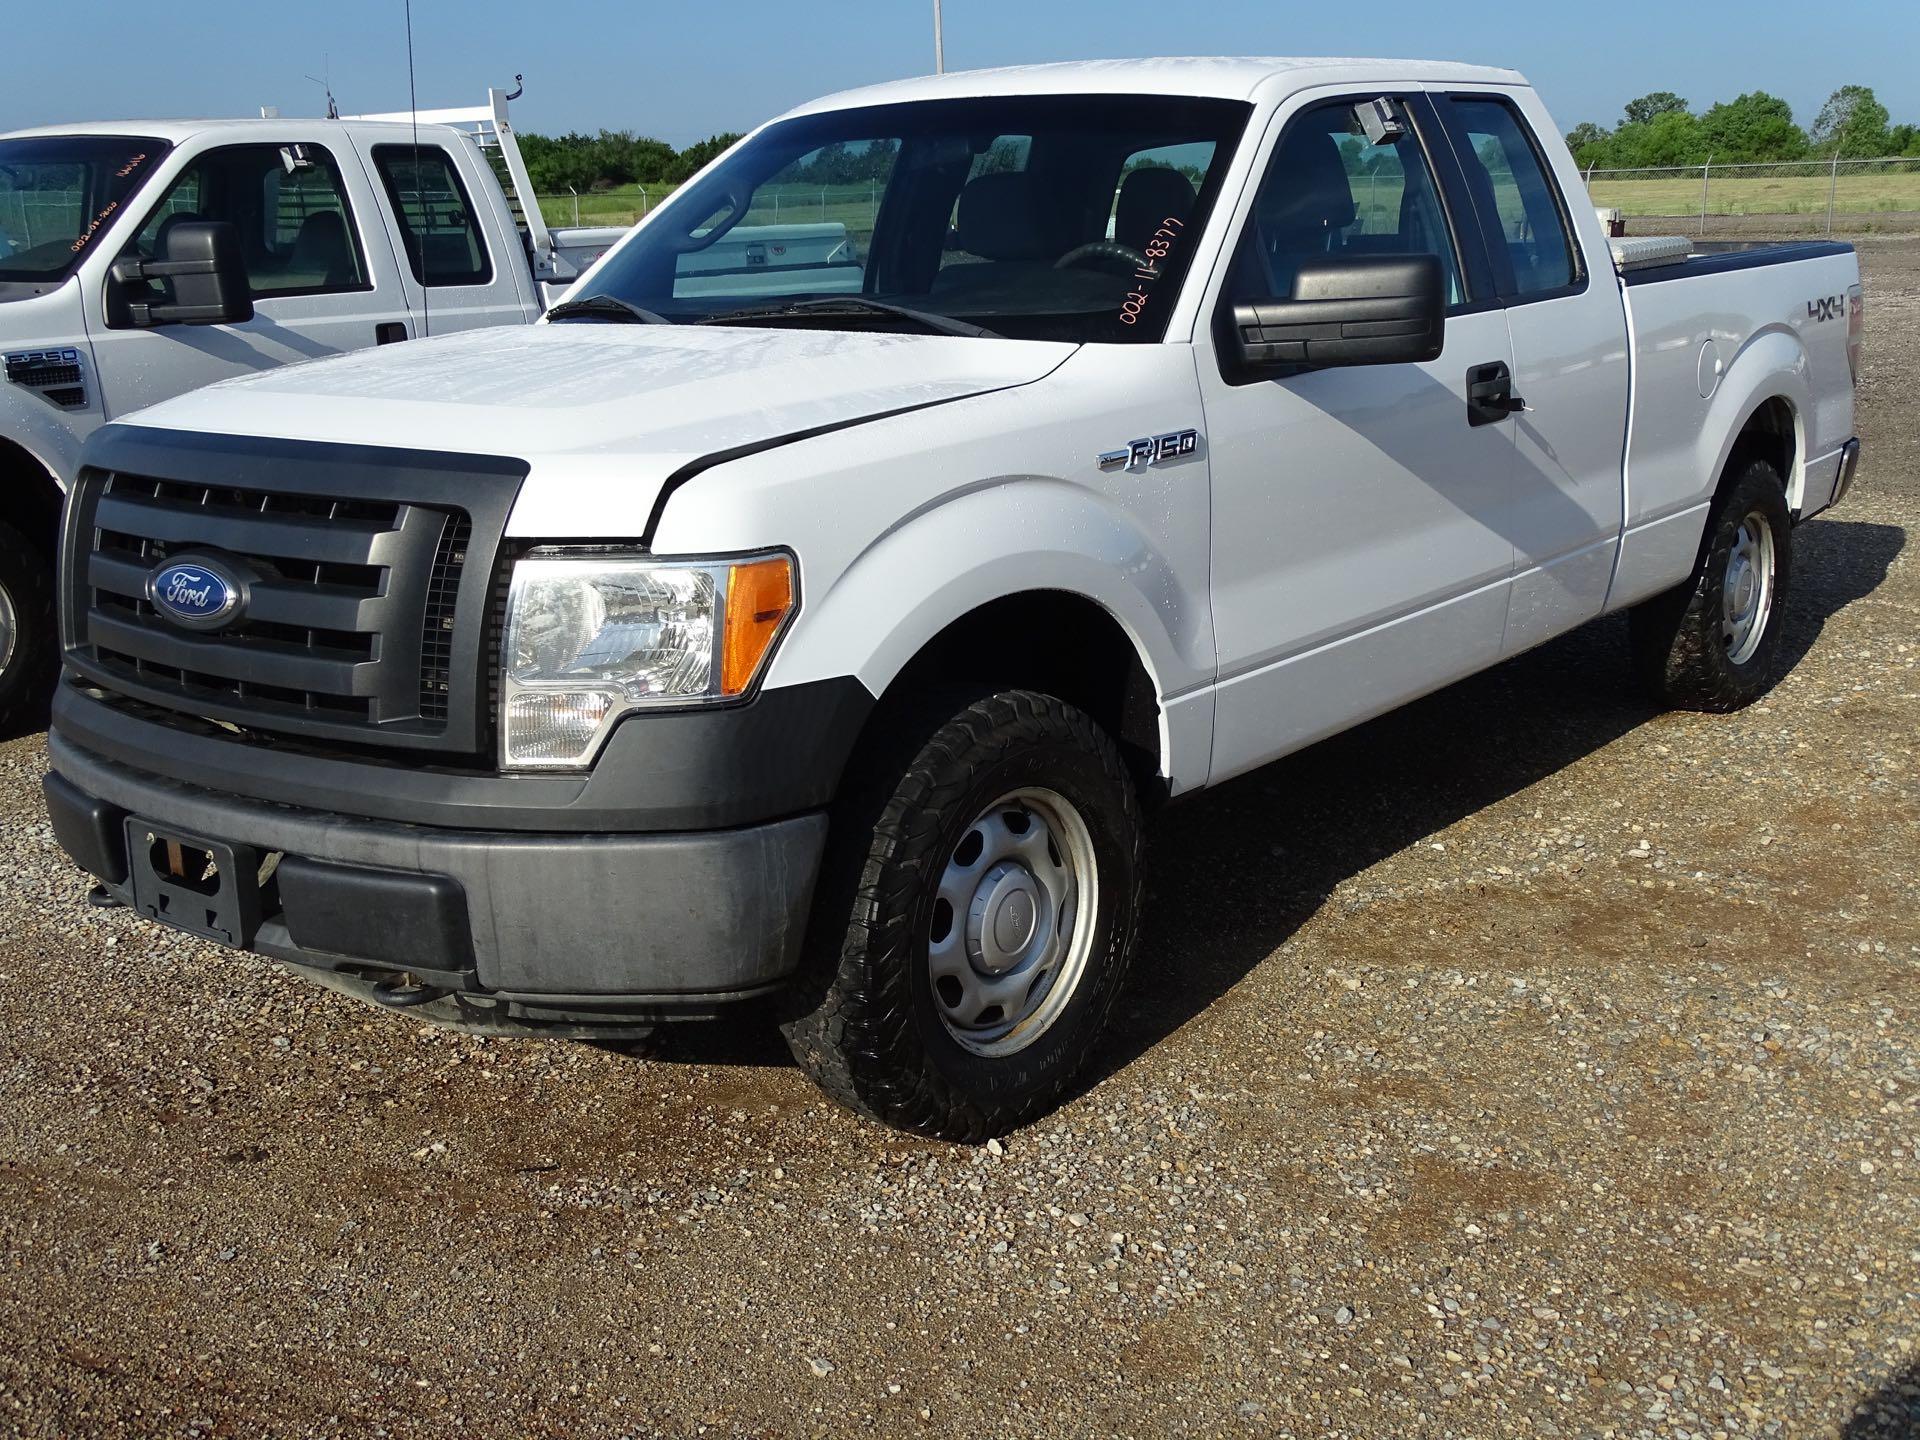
[{"left": 147, "top": 556, "right": 243, "bottom": 631}]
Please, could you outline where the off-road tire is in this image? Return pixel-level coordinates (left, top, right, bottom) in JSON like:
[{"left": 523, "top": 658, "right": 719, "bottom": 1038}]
[
  {"left": 0, "top": 520, "right": 57, "bottom": 738},
  {"left": 1629, "top": 457, "right": 1793, "bottom": 712},
  {"left": 782, "top": 689, "right": 1144, "bottom": 1141}
]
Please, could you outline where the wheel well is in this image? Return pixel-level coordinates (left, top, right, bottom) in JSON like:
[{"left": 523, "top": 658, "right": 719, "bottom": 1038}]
[
  {"left": 0, "top": 437, "right": 65, "bottom": 558},
  {"left": 879, "top": 591, "right": 1164, "bottom": 796},
  {"left": 1729, "top": 397, "right": 1797, "bottom": 503}
]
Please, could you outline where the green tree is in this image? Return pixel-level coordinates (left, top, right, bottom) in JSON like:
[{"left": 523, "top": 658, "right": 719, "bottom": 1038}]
[
  {"left": 1698, "top": 91, "right": 1807, "bottom": 162},
  {"left": 1889, "top": 123, "right": 1920, "bottom": 157},
  {"left": 1565, "top": 121, "right": 1611, "bottom": 166},
  {"left": 1810, "top": 85, "right": 1891, "bottom": 157},
  {"left": 666, "top": 133, "right": 744, "bottom": 184},
  {"left": 1607, "top": 110, "right": 1708, "bottom": 168},
  {"left": 1622, "top": 91, "right": 1689, "bottom": 127}
]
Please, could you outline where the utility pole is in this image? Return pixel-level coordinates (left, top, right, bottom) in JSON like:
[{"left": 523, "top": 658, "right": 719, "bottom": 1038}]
[{"left": 934, "top": 0, "right": 945, "bottom": 73}]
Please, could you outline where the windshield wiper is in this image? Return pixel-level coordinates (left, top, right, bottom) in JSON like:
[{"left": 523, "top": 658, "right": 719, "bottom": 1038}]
[
  {"left": 699, "top": 297, "right": 1001, "bottom": 340},
  {"left": 544, "top": 294, "right": 671, "bottom": 325}
]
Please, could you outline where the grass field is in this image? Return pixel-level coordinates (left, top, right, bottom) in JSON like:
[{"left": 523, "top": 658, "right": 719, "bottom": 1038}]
[{"left": 1589, "top": 167, "right": 1920, "bottom": 218}]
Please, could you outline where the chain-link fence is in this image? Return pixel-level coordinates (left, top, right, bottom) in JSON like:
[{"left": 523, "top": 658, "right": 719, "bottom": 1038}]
[
  {"left": 1584, "top": 156, "right": 1920, "bottom": 235},
  {"left": 537, "top": 181, "right": 888, "bottom": 237}
]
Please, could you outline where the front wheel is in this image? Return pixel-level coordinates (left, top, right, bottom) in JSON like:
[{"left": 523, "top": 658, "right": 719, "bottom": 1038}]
[
  {"left": 1630, "top": 456, "right": 1794, "bottom": 712},
  {"left": 0, "top": 519, "right": 57, "bottom": 738},
  {"left": 783, "top": 690, "right": 1144, "bottom": 1141}
]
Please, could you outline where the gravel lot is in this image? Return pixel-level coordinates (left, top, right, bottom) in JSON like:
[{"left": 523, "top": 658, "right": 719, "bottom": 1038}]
[{"left": 2, "top": 242, "right": 1916, "bottom": 1440}]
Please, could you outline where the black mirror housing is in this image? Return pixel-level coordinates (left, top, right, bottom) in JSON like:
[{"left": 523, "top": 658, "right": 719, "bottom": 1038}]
[
  {"left": 1223, "top": 253, "right": 1445, "bottom": 378},
  {"left": 109, "top": 220, "right": 253, "bottom": 328}
]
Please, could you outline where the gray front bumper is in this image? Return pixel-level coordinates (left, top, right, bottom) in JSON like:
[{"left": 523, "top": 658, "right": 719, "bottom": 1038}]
[{"left": 47, "top": 731, "right": 827, "bottom": 1008}]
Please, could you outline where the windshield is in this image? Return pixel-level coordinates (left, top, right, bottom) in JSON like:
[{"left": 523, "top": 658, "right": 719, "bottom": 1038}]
[
  {"left": 0, "top": 136, "right": 171, "bottom": 283},
  {"left": 571, "top": 95, "right": 1251, "bottom": 342}
]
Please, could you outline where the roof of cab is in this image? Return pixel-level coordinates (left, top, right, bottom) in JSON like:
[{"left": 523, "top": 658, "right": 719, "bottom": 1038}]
[
  {"left": 0, "top": 116, "right": 451, "bottom": 144},
  {"left": 781, "top": 56, "right": 1527, "bottom": 117}
]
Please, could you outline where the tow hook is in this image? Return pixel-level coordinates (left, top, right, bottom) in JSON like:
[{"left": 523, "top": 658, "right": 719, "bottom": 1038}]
[{"left": 369, "top": 973, "right": 452, "bottom": 1009}]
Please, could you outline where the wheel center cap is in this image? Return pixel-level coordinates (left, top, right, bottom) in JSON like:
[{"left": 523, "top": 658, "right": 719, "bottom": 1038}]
[{"left": 970, "top": 863, "right": 1041, "bottom": 975}]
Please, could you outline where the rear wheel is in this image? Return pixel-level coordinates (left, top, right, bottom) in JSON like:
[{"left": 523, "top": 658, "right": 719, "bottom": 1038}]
[
  {"left": 1630, "top": 456, "right": 1794, "bottom": 712},
  {"left": 783, "top": 689, "right": 1144, "bottom": 1141},
  {"left": 0, "top": 520, "right": 57, "bottom": 737}
]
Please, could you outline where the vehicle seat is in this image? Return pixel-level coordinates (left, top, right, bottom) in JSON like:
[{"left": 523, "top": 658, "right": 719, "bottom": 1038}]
[
  {"left": 288, "top": 209, "right": 357, "bottom": 289},
  {"left": 1114, "top": 167, "right": 1196, "bottom": 253},
  {"left": 1250, "top": 130, "right": 1358, "bottom": 298},
  {"left": 951, "top": 171, "right": 1060, "bottom": 262}
]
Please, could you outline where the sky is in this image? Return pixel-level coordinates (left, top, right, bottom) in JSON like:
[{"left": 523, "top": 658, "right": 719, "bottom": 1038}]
[{"left": 3, "top": 0, "right": 1914, "bottom": 146}]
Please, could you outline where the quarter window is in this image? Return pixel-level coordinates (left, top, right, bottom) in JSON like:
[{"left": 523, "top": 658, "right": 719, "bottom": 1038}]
[
  {"left": 373, "top": 146, "right": 492, "bottom": 287},
  {"left": 1226, "top": 99, "right": 1464, "bottom": 308},
  {"left": 1446, "top": 97, "right": 1579, "bottom": 297}
]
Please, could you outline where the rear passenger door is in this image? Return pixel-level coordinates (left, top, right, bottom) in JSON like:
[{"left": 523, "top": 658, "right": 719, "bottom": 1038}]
[
  {"left": 367, "top": 142, "right": 533, "bottom": 336},
  {"left": 1429, "top": 89, "right": 1631, "bottom": 654},
  {"left": 92, "top": 139, "right": 415, "bottom": 420}
]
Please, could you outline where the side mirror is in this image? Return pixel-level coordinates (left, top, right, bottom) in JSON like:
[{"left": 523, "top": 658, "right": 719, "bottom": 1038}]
[
  {"left": 1222, "top": 253, "right": 1444, "bottom": 378},
  {"left": 109, "top": 220, "right": 253, "bottom": 328}
]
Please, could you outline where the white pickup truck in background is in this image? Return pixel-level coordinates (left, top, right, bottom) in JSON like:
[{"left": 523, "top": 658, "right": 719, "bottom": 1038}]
[
  {"left": 43, "top": 59, "right": 1862, "bottom": 1139},
  {"left": 0, "top": 86, "right": 628, "bottom": 727}
]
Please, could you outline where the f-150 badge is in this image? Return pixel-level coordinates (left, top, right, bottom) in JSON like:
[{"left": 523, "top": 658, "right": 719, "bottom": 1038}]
[{"left": 1098, "top": 429, "right": 1199, "bottom": 471}]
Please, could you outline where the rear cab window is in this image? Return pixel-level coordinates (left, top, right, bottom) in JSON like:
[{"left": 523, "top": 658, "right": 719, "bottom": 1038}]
[
  {"left": 372, "top": 145, "right": 493, "bottom": 287},
  {"left": 1438, "top": 95, "right": 1582, "bottom": 300}
]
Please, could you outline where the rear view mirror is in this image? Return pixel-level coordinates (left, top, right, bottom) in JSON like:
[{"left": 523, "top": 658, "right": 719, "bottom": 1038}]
[
  {"left": 109, "top": 220, "right": 253, "bottom": 328},
  {"left": 1223, "top": 253, "right": 1444, "bottom": 378}
]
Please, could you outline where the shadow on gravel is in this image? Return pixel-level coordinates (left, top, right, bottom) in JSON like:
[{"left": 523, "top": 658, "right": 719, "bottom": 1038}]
[
  {"left": 1087, "top": 516, "right": 1904, "bottom": 1085},
  {"left": 636, "top": 519, "right": 1904, "bottom": 1084},
  {"left": 1843, "top": 1360, "right": 1920, "bottom": 1438}
]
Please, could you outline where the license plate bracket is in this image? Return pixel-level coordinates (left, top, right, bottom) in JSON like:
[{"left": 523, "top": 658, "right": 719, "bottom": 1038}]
[{"left": 122, "top": 819, "right": 268, "bottom": 949}]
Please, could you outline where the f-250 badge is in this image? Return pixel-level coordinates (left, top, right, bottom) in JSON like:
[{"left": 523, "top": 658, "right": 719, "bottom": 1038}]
[{"left": 1098, "top": 429, "right": 1199, "bottom": 471}]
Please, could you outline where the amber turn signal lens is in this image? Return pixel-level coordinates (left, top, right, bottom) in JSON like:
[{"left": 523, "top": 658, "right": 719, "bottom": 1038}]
[{"left": 720, "top": 556, "right": 795, "bottom": 696}]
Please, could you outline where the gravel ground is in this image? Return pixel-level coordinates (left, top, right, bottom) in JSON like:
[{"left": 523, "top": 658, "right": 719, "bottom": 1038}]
[{"left": 2, "top": 243, "right": 1917, "bottom": 1440}]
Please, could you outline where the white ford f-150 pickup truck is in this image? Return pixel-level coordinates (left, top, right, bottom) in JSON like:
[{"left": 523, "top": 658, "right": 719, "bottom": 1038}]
[
  {"left": 0, "top": 86, "right": 629, "bottom": 728},
  {"left": 44, "top": 58, "right": 1863, "bottom": 1138}
]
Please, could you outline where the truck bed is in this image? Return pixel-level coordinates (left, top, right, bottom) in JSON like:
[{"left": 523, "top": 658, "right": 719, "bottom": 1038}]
[{"left": 1609, "top": 238, "right": 1860, "bottom": 610}]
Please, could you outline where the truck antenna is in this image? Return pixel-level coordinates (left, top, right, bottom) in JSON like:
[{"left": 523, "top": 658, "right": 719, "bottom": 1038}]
[
  {"left": 403, "top": 0, "right": 428, "bottom": 338},
  {"left": 305, "top": 57, "right": 340, "bottom": 120}
]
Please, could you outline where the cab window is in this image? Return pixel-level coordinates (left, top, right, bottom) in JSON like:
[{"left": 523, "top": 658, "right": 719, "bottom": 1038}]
[
  {"left": 127, "top": 142, "right": 368, "bottom": 297},
  {"left": 1225, "top": 98, "right": 1464, "bottom": 308},
  {"left": 1444, "top": 96, "right": 1579, "bottom": 298},
  {"left": 372, "top": 145, "right": 492, "bottom": 288}
]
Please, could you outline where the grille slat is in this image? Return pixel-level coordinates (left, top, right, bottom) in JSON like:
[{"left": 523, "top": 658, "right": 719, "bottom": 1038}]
[
  {"left": 94, "top": 491, "right": 393, "bottom": 565},
  {"left": 89, "top": 607, "right": 374, "bottom": 694}
]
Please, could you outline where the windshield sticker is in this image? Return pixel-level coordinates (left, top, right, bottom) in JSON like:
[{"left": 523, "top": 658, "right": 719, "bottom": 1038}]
[
  {"left": 1117, "top": 215, "right": 1186, "bottom": 327},
  {"left": 69, "top": 153, "right": 153, "bottom": 254}
]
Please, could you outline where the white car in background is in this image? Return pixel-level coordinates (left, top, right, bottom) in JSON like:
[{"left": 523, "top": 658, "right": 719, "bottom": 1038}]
[{"left": 0, "top": 86, "right": 630, "bottom": 729}]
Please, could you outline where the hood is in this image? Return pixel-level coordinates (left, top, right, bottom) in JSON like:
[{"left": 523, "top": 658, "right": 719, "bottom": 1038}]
[{"left": 123, "top": 320, "right": 1076, "bottom": 482}]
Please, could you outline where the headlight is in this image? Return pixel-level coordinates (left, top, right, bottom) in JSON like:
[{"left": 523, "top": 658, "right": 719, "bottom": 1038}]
[{"left": 501, "top": 549, "right": 795, "bottom": 770}]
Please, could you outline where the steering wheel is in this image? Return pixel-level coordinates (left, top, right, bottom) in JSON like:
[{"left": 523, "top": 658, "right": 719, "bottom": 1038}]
[{"left": 1054, "top": 240, "right": 1149, "bottom": 274}]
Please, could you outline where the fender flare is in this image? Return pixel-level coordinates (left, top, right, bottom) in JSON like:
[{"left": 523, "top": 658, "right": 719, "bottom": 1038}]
[
  {"left": 766, "top": 475, "right": 1212, "bottom": 785},
  {"left": 1698, "top": 325, "right": 1811, "bottom": 508}
]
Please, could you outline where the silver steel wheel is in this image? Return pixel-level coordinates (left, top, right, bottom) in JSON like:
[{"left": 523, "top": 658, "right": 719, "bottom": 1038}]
[
  {"left": 927, "top": 786, "right": 1097, "bottom": 1059},
  {"left": 1721, "top": 510, "right": 1777, "bottom": 666},
  {"left": 0, "top": 576, "right": 17, "bottom": 677}
]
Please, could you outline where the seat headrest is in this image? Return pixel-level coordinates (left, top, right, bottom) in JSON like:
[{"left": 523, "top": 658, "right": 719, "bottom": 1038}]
[
  {"left": 150, "top": 210, "right": 203, "bottom": 255},
  {"left": 291, "top": 209, "right": 353, "bottom": 284},
  {"left": 955, "top": 171, "right": 1058, "bottom": 262},
  {"left": 1115, "top": 167, "right": 1197, "bottom": 252},
  {"left": 1256, "top": 128, "right": 1359, "bottom": 238}
]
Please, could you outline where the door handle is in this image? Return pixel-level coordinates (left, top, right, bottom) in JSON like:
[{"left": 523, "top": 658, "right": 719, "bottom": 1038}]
[
  {"left": 375, "top": 321, "right": 408, "bottom": 345},
  {"left": 1466, "top": 361, "right": 1527, "bottom": 426}
]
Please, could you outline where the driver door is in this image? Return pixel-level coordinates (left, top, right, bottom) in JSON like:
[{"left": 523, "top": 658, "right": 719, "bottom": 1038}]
[
  {"left": 1196, "top": 93, "right": 1519, "bottom": 785},
  {"left": 90, "top": 138, "right": 414, "bottom": 420}
]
